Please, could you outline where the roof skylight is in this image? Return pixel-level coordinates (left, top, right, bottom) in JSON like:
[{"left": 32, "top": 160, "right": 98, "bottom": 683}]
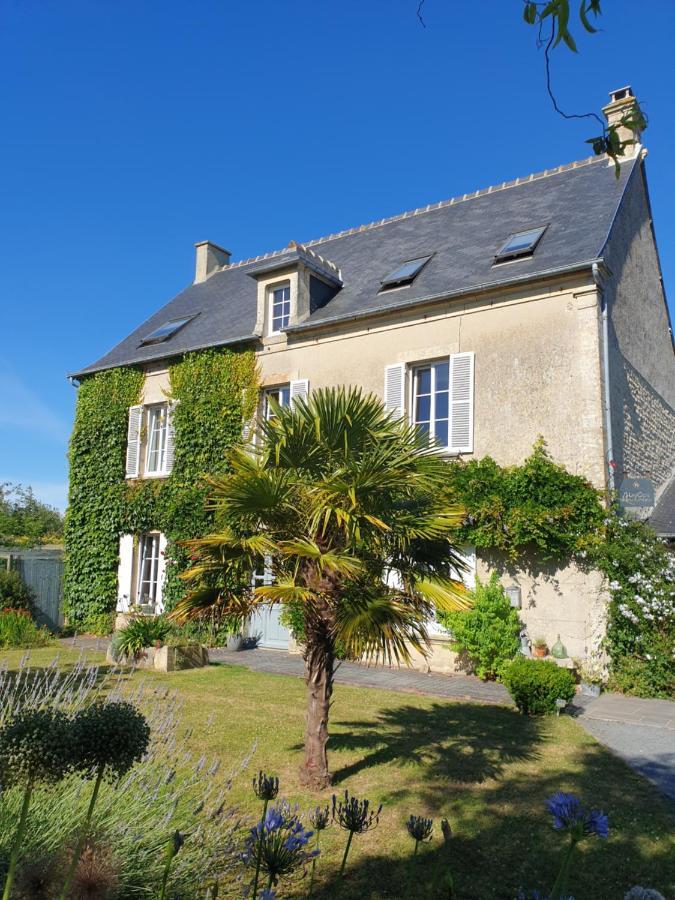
[
  {"left": 140, "top": 315, "right": 196, "bottom": 346},
  {"left": 380, "top": 256, "right": 431, "bottom": 290},
  {"left": 494, "top": 226, "right": 547, "bottom": 262}
]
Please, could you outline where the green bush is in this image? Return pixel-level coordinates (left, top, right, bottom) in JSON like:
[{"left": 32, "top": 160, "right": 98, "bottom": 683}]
[
  {"left": 111, "top": 615, "right": 172, "bottom": 660},
  {"left": 502, "top": 656, "right": 576, "bottom": 715},
  {"left": 0, "top": 610, "right": 50, "bottom": 648},
  {"left": 0, "top": 569, "right": 34, "bottom": 612},
  {"left": 439, "top": 573, "right": 522, "bottom": 680}
]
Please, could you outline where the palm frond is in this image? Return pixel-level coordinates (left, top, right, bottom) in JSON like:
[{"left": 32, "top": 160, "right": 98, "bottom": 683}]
[
  {"left": 413, "top": 575, "right": 473, "bottom": 612},
  {"left": 168, "top": 587, "right": 258, "bottom": 625},
  {"left": 334, "top": 594, "right": 431, "bottom": 667}
]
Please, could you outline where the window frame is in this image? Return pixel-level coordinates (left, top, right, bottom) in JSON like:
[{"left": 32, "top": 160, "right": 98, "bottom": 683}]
[
  {"left": 135, "top": 532, "right": 162, "bottom": 609},
  {"left": 267, "top": 281, "right": 291, "bottom": 335},
  {"left": 263, "top": 385, "right": 291, "bottom": 421},
  {"left": 410, "top": 359, "right": 451, "bottom": 451},
  {"left": 144, "top": 403, "right": 170, "bottom": 477}
]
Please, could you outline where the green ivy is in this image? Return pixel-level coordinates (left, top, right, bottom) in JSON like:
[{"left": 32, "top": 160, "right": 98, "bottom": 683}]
[
  {"left": 447, "top": 439, "right": 605, "bottom": 561},
  {"left": 63, "top": 349, "right": 258, "bottom": 631},
  {"left": 63, "top": 367, "right": 143, "bottom": 631}
]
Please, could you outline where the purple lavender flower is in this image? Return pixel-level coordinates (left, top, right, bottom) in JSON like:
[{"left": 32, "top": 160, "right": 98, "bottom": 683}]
[{"left": 545, "top": 792, "right": 609, "bottom": 840}]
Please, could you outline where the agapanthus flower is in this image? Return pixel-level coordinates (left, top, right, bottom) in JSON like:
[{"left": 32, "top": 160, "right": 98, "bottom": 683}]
[
  {"left": 253, "top": 770, "right": 279, "bottom": 802},
  {"left": 545, "top": 792, "right": 608, "bottom": 840},
  {"left": 243, "top": 801, "right": 318, "bottom": 883},
  {"left": 623, "top": 888, "right": 665, "bottom": 900},
  {"left": 405, "top": 815, "right": 433, "bottom": 843},
  {"left": 332, "top": 790, "right": 382, "bottom": 834}
]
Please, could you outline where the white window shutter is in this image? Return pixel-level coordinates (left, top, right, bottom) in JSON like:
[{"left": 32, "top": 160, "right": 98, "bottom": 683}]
[
  {"left": 116, "top": 534, "right": 134, "bottom": 612},
  {"left": 290, "top": 379, "right": 309, "bottom": 407},
  {"left": 384, "top": 363, "right": 405, "bottom": 419},
  {"left": 457, "top": 544, "right": 476, "bottom": 589},
  {"left": 125, "top": 405, "right": 143, "bottom": 477},
  {"left": 164, "top": 402, "right": 177, "bottom": 473},
  {"left": 449, "top": 352, "right": 474, "bottom": 453},
  {"left": 156, "top": 533, "right": 168, "bottom": 613},
  {"left": 241, "top": 388, "right": 258, "bottom": 444}
]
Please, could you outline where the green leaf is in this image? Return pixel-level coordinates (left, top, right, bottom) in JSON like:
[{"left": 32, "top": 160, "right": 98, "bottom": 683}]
[{"left": 579, "top": 0, "right": 598, "bottom": 33}]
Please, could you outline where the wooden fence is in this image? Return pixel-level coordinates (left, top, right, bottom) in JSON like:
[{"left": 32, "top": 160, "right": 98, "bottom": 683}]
[{"left": 0, "top": 547, "right": 64, "bottom": 631}]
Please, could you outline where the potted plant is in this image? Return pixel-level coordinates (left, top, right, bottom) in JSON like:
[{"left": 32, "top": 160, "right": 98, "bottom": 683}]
[
  {"left": 533, "top": 637, "right": 548, "bottom": 658},
  {"left": 576, "top": 655, "right": 606, "bottom": 697}
]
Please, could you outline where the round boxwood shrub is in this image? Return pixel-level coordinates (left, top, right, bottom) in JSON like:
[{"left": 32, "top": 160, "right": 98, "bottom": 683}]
[{"left": 502, "top": 656, "right": 576, "bottom": 715}]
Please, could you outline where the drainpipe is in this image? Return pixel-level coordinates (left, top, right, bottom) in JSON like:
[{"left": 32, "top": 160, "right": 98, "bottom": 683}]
[{"left": 592, "top": 262, "right": 615, "bottom": 494}]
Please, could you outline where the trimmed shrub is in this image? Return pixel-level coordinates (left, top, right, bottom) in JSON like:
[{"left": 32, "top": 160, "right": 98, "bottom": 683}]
[
  {"left": 439, "top": 573, "right": 522, "bottom": 680},
  {"left": 0, "top": 569, "right": 34, "bottom": 612},
  {"left": 502, "top": 656, "right": 575, "bottom": 715},
  {"left": 0, "top": 610, "right": 50, "bottom": 648}
]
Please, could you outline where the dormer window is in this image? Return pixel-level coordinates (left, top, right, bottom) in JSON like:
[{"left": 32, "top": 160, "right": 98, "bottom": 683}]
[{"left": 269, "top": 283, "right": 291, "bottom": 335}]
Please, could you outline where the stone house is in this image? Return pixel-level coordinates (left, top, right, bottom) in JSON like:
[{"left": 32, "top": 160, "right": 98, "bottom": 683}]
[{"left": 70, "top": 88, "right": 674, "bottom": 671}]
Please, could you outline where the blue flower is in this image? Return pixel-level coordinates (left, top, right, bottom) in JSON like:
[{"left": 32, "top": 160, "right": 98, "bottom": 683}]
[
  {"left": 259, "top": 890, "right": 276, "bottom": 900},
  {"left": 545, "top": 792, "right": 609, "bottom": 840},
  {"left": 243, "top": 801, "right": 318, "bottom": 881}
]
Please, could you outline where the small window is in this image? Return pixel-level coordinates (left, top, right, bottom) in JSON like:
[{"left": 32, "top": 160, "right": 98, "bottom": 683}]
[
  {"left": 269, "top": 284, "right": 291, "bottom": 334},
  {"left": 135, "top": 533, "right": 161, "bottom": 608},
  {"left": 412, "top": 360, "right": 449, "bottom": 449},
  {"left": 264, "top": 386, "right": 291, "bottom": 420},
  {"left": 145, "top": 404, "right": 170, "bottom": 475},
  {"left": 380, "top": 256, "right": 431, "bottom": 290},
  {"left": 494, "top": 226, "right": 547, "bottom": 262},
  {"left": 140, "top": 315, "right": 195, "bottom": 346}
]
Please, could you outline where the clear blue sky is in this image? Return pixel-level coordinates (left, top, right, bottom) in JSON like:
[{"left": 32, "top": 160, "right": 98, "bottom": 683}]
[{"left": 1, "top": 0, "right": 673, "bottom": 512}]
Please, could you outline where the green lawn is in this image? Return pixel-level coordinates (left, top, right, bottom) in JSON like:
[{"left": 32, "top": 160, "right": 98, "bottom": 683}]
[{"left": 3, "top": 648, "right": 674, "bottom": 899}]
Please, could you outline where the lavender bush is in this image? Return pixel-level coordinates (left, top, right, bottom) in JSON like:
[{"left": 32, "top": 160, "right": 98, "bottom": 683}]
[{"left": 0, "top": 654, "right": 250, "bottom": 897}]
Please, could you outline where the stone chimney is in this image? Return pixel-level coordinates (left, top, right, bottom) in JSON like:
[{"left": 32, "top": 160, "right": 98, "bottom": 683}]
[
  {"left": 602, "top": 86, "right": 643, "bottom": 149},
  {"left": 194, "top": 241, "right": 231, "bottom": 283}
]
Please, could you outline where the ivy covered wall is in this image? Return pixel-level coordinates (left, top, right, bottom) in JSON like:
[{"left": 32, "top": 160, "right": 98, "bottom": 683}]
[{"left": 63, "top": 348, "right": 258, "bottom": 631}]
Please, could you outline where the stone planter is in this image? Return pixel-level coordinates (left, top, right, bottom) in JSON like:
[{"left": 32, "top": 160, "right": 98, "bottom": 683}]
[{"left": 107, "top": 642, "right": 209, "bottom": 672}]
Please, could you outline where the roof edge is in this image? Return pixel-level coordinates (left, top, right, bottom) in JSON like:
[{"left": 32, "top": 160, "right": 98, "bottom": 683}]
[{"left": 285, "top": 259, "right": 603, "bottom": 335}]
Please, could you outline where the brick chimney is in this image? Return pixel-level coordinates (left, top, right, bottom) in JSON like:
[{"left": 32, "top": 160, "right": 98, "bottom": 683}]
[
  {"left": 194, "top": 240, "right": 231, "bottom": 283},
  {"left": 602, "top": 86, "right": 643, "bottom": 149}
]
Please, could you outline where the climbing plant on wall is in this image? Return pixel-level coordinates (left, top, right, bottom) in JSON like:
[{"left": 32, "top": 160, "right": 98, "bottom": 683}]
[
  {"left": 63, "top": 348, "right": 258, "bottom": 632},
  {"left": 63, "top": 367, "right": 144, "bottom": 633},
  {"left": 446, "top": 439, "right": 606, "bottom": 561}
]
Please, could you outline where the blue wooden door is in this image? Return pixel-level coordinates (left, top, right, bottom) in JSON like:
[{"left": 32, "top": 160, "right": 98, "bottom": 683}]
[{"left": 248, "top": 606, "right": 290, "bottom": 650}]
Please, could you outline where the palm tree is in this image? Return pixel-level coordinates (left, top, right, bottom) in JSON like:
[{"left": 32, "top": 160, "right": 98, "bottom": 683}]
[{"left": 169, "top": 386, "right": 471, "bottom": 790}]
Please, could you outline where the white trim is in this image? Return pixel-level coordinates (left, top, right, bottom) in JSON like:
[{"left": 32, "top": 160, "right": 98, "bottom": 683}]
[
  {"left": 267, "top": 281, "right": 291, "bottom": 336},
  {"left": 116, "top": 534, "right": 134, "bottom": 612},
  {"left": 449, "top": 352, "right": 474, "bottom": 453},
  {"left": 145, "top": 404, "right": 171, "bottom": 476},
  {"left": 384, "top": 363, "right": 405, "bottom": 418},
  {"left": 125, "top": 406, "right": 143, "bottom": 478},
  {"left": 289, "top": 379, "right": 309, "bottom": 407}
]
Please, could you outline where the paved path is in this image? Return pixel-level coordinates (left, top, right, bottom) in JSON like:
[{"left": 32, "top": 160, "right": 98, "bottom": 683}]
[
  {"left": 59, "top": 638, "right": 674, "bottom": 800},
  {"left": 209, "top": 646, "right": 511, "bottom": 704},
  {"left": 572, "top": 693, "right": 675, "bottom": 802}
]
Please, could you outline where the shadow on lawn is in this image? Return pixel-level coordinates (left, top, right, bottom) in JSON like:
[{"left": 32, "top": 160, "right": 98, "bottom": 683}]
[
  {"left": 315, "top": 740, "right": 675, "bottom": 900},
  {"left": 328, "top": 702, "right": 543, "bottom": 792}
]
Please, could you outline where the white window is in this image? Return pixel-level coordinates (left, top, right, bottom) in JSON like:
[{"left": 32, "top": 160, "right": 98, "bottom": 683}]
[
  {"left": 408, "top": 353, "right": 474, "bottom": 454},
  {"left": 145, "top": 404, "right": 170, "bottom": 475},
  {"left": 136, "top": 533, "right": 162, "bottom": 609},
  {"left": 413, "top": 360, "right": 450, "bottom": 448},
  {"left": 268, "top": 283, "right": 291, "bottom": 334},
  {"left": 264, "top": 385, "right": 291, "bottom": 420}
]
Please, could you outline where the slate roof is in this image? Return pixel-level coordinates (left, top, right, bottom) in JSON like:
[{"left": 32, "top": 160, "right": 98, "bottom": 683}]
[
  {"left": 72, "top": 153, "right": 639, "bottom": 378},
  {"left": 650, "top": 476, "right": 675, "bottom": 538}
]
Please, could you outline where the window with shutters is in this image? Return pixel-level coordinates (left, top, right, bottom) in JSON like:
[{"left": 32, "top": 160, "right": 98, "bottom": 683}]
[
  {"left": 410, "top": 352, "right": 474, "bottom": 453},
  {"left": 125, "top": 402, "right": 175, "bottom": 479},
  {"left": 268, "top": 282, "right": 291, "bottom": 335}
]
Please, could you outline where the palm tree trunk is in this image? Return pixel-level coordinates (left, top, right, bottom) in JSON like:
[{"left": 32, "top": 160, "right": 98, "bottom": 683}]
[{"left": 301, "top": 623, "right": 335, "bottom": 790}]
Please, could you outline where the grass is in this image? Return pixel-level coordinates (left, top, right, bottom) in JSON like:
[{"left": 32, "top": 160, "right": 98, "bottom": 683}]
[{"left": 1, "top": 647, "right": 673, "bottom": 899}]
